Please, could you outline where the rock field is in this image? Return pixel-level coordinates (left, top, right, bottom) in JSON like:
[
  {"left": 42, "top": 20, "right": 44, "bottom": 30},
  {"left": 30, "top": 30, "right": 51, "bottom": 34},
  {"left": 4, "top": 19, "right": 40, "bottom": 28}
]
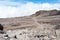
[{"left": 0, "top": 10, "right": 60, "bottom": 40}]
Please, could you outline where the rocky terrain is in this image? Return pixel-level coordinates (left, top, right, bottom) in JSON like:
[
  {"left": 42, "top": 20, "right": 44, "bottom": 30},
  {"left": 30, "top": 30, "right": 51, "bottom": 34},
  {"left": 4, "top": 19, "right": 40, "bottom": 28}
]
[{"left": 0, "top": 9, "right": 60, "bottom": 40}]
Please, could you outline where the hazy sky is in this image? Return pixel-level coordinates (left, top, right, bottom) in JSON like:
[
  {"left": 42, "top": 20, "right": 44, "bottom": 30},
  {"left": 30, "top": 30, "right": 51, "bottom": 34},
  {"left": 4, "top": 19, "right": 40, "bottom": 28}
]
[{"left": 0, "top": 0, "right": 60, "bottom": 18}]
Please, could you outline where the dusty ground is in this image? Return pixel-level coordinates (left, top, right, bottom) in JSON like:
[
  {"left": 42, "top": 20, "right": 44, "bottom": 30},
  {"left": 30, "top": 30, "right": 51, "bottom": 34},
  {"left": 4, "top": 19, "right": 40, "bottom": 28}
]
[{"left": 0, "top": 10, "right": 60, "bottom": 40}]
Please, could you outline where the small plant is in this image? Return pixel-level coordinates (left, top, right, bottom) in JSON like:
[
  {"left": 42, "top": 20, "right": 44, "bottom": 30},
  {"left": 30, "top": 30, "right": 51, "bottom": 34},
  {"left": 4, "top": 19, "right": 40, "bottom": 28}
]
[{"left": 54, "top": 25, "right": 60, "bottom": 30}]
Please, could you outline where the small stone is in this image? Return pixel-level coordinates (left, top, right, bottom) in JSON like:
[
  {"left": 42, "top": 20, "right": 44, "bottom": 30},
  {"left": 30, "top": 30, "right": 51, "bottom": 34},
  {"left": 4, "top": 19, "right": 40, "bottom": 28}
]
[{"left": 14, "top": 35, "right": 17, "bottom": 39}]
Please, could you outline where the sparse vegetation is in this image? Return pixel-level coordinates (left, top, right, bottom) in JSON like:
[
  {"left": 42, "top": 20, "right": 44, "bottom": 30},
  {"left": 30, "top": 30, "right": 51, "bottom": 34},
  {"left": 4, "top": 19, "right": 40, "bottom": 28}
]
[{"left": 54, "top": 25, "right": 60, "bottom": 30}]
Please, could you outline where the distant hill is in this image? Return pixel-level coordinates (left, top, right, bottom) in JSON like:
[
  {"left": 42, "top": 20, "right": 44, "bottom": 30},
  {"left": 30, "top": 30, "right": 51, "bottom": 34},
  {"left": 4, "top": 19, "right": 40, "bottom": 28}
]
[{"left": 31, "top": 9, "right": 60, "bottom": 17}]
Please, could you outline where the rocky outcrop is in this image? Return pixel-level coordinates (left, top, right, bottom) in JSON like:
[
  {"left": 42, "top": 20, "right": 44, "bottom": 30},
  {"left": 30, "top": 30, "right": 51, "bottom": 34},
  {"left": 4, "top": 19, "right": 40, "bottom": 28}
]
[{"left": 31, "top": 9, "right": 60, "bottom": 17}]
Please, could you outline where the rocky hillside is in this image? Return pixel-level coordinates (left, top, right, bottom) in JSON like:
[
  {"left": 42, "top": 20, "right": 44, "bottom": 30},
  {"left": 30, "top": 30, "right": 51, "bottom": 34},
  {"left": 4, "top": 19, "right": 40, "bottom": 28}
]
[
  {"left": 0, "top": 9, "right": 60, "bottom": 40},
  {"left": 0, "top": 9, "right": 60, "bottom": 30}
]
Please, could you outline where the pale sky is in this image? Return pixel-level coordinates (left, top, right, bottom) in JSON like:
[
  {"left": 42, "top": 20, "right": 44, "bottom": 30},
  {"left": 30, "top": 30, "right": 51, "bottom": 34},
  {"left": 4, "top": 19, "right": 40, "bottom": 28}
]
[{"left": 0, "top": 0, "right": 60, "bottom": 18}]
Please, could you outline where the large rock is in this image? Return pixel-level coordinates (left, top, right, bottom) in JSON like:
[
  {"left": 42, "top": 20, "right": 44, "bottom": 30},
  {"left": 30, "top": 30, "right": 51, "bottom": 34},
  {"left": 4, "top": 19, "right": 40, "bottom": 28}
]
[{"left": 0, "top": 24, "right": 3, "bottom": 31}]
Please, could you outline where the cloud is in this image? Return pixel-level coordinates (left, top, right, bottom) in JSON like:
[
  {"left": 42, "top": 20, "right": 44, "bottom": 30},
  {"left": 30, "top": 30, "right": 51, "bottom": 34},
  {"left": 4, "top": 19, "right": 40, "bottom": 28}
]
[
  {"left": 0, "top": 2, "right": 60, "bottom": 18},
  {"left": 0, "top": 1, "right": 21, "bottom": 6}
]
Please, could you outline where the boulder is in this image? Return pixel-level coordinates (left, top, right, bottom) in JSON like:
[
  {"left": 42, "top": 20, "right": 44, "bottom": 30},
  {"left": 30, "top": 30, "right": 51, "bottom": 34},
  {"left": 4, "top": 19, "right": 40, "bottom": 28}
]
[{"left": 0, "top": 24, "right": 3, "bottom": 31}]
